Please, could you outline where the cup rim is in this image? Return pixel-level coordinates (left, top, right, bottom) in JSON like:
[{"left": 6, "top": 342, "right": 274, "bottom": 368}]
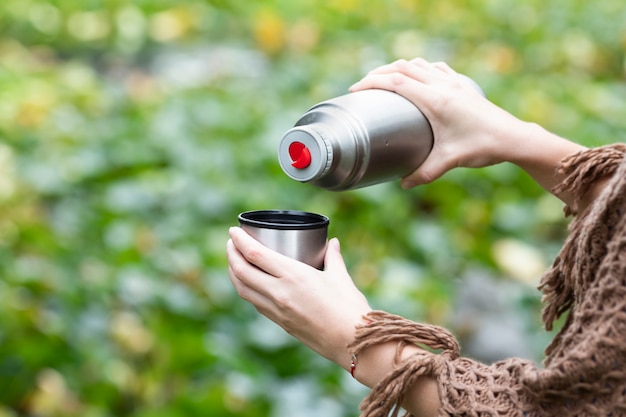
[{"left": 238, "top": 209, "right": 329, "bottom": 230}]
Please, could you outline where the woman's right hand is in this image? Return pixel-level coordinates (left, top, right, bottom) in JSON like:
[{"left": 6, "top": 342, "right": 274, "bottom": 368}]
[{"left": 349, "top": 58, "right": 585, "bottom": 190}]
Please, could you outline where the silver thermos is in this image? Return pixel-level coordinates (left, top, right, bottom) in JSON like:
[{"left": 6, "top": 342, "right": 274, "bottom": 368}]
[{"left": 278, "top": 78, "right": 482, "bottom": 191}]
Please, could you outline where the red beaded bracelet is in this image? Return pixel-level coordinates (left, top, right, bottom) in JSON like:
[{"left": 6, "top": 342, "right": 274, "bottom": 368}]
[{"left": 350, "top": 354, "right": 358, "bottom": 378}]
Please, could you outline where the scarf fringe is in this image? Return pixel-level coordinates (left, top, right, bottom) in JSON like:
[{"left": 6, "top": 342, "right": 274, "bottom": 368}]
[
  {"left": 348, "top": 311, "right": 458, "bottom": 417},
  {"left": 540, "top": 144, "right": 626, "bottom": 338}
]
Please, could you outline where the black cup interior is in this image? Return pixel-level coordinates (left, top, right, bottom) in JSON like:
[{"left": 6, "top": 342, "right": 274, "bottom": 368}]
[{"left": 238, "top": 210, "right": 329, "bottom": 230}]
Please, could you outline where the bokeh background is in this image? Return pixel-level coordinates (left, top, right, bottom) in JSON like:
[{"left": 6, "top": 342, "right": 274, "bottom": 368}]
[{"left": 1, "top": 0, "right": 624, "bottom": 416}]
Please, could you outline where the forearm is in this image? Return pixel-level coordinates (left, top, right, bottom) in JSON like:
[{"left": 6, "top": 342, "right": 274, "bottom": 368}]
[{"left": 497, "top": 120, "right": 589, "bottom": 208}]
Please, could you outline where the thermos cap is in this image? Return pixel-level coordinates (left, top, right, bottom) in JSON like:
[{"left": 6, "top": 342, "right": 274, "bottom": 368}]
[
  {"left": 278, "top": 125, "right": 332, "bottom": 182},
  {"left": 288, "top": 142, "right": 312, "bottom": 169}
]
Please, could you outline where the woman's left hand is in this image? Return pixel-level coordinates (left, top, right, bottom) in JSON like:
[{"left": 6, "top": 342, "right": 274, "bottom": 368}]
[{"left": 226, "top": 226, "right": 372, "bottom": 369}]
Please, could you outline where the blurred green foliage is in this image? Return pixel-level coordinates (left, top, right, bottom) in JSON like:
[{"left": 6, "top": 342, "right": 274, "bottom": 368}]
[{"left": 0, "top": 0, "right": 624, "bottom": 416}]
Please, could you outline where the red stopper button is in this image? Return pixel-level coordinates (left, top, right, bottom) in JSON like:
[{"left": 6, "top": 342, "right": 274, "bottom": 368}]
[{"left": 288, "top": 141, "right": 312, "bottom": 169}]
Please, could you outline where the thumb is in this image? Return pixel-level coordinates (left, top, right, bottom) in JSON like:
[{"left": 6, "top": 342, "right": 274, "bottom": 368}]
[
  {"left": 402, "top": 156, "right": 449, "bottom": 188},
  {"left": 323, "top": 237, "right": 348, "bottom": 273}
]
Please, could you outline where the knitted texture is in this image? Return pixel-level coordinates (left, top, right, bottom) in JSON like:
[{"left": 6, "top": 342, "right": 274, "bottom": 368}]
[{"left": 348, "top": 144, "right": 626, "bottom": 417}]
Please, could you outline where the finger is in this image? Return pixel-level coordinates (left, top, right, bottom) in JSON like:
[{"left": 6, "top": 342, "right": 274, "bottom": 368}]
[
  {"left": 431, "top": 61, "right": 457, "bottom": 75},
  {"left": 226, "top": 237, "right": 266, "bottom": 289},
  {"left": 227, "top": 268, "right": 277, "bottom": 317},
  {"left": 409, "top": 57, "right": 436, "bottom": 68},
  {"left": 365, "top": 58, "right": 415, "bottom": 75},
  {"left": 350, "top": 61, "right": 451, "bottom": 95},
  {"left": 352, "top": 59, "right": 458, "bottom": 91},
  {"left": 404, "top": 58, "right": 452, "bottom": 82},
  {"left": 350, "top": 60, "right": 428, "bottom": 91},
  {"left": 349, "top": 71, "right": 434, "bottom": 101},
  {"left": 226, "top": 238, "right": 277, "bottom": 310},
  {"left": 394, "top": 57, "right": 441, "bottom": 79},
  {"left": 229, "top": 226, "right": 302, "bottom": 277},
  {"left": 401, "top": 156, "right": 452, "bottom": 187},
  {"left": 323, "top": 237, "right": 348, "bottom": 274},
  {"left": 349, "top": 74, "right": 442, "bottom": 123}
]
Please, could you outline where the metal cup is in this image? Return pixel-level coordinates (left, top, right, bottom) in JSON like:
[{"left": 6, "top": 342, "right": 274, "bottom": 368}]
[{"left": 238, "top": 210, "right": 329, "bottom": 270}]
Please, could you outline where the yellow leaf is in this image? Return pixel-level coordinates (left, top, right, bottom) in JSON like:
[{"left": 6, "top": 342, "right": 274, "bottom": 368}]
[
  {"left": 253, "top": 9, "right": 286, "bottom": 54},
  {"left": 149, "top": 8, "right": 195, "bottom": 42}
]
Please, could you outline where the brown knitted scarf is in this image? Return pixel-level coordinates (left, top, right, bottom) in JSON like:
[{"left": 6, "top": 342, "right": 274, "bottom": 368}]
[{"left": 348, "top": 144, "right": 626, "bottom": 417}]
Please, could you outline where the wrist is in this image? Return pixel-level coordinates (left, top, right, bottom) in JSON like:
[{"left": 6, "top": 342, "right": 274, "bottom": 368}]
[
  {"left": 505, "top": 122, "right": 587, "bottom": 193},
  {"left": 481, "top": 111, "right": 542, "bottom": 166},
  {"left": 349, "top": 341, "right": 441, "bottom": 416},
  {"left": 501, "top": 121, "right": 584, "bottom": 166},
  {"left": 334, "top": 311, "right": 373, "bottom": 371},
  {"left": 349, "top": 341, "right": 421, "bottom": 387}
]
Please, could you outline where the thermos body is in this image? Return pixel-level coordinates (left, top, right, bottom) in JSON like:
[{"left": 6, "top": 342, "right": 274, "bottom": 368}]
[
  {"left": 238, "top": 210, "right": 329, "bottom": 270},
  {"left": 278, "top": 89, "right": 433, "bottom": 191}
]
